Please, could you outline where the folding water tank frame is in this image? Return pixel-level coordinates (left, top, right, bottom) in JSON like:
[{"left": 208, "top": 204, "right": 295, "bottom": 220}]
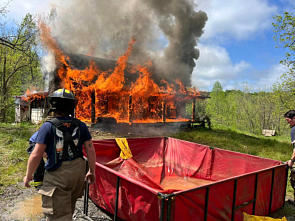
[{"left": 83, "top": 137, "right": 288, "bottom": 221}]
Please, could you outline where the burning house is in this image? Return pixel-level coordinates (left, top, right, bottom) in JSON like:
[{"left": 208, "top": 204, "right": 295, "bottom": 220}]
[
  {"left": 15, "top": 91, "right": 49, "bottom": 124},
  {"left": 46, "top": 47, "right": 210, "bottom": 127},
  {"left": 17, "top": 0, "right": 210, "bottom": 128},
  {"left": 15, "top": 49, "right": 210, "bottom": 127},
  {"left": 15, "top": 47, "right": 210, "bottom": 127}
]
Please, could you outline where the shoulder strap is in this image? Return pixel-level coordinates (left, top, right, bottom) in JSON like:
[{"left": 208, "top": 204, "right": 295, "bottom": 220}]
[
  {"left": 47, "top": 117, "right": 81, "bottom": 161},
  {"left": 47, "top": 118, "right": 61, "bottom": 126},
  {"left": 48, "top": 118, "right": 81, "bottom": 129}
]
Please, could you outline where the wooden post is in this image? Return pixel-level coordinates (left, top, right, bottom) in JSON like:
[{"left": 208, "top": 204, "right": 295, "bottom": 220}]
[
  {"left": 192, "top": 98, "right": 196, "bottom": 121},
  {"left": 91, "top": 91, "right": 96, "bottom": 124},
  {"left": 128, "top": 95, "right": 132, "bottom": 124},
  {"left": 162, "top": 100, "right": 166, "bottom": 123}
]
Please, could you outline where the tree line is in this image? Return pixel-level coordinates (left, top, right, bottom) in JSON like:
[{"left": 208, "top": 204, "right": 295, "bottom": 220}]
[
  {"left": 204, "top": 82, "right": 289, "bottom": 135},
  {"left": 0, "top": 4, "right": 43, "bottom": 122}
]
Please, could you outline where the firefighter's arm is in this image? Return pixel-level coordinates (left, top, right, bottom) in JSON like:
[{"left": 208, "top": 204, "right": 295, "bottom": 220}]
[
  {"left": 23, "top": 143, "right": 46, "bottom": 187},
  {"left": 287, "top": 144, "right": 295, "bottom": 167},
  {"left": 84, "top": 140, "right": 96, "bottom": 184}
]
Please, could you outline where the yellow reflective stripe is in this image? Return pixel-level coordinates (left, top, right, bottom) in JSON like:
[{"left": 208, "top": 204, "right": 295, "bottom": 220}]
[
  {"left": 115, "top": 138, "right": 133, "bottom": 160},
  {"left": 57, "top": 88, "right": 71, "bottom": 94},
  {"left": 30, "top": 181, "right": 43, "bottom": 186}
]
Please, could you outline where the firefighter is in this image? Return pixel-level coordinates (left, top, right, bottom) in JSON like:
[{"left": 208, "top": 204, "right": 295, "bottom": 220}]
[
  {"left": 23, "top": 88, "right": 96, "bottom": 221},
  {"left": 284, "top": 110, "right": 295, "bottom": 202}
]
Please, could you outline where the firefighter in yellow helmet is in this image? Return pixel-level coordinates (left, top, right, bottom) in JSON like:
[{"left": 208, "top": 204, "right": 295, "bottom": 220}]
[{"left": 24, "top": 88, "right": 96, "bottom": 220}]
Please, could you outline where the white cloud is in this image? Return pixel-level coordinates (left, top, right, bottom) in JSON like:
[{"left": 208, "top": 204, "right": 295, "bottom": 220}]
[
  {"left": 251, "top": 64, "right": 288, "bottom": 91},
  {"left": 196, "top": 0, "right": 277, "bottom": 40},
  {"left": 5, "top": 0, "right": 52, "bottom": 22},
  {"left": 192, "top": 42, "right": 288, "bottom": 91},
  {"left": 192, "top": 44, "right": 250, "bottom": 90}
]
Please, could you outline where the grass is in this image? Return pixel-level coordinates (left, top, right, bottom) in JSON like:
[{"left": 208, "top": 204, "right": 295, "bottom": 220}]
[
  {"left": 0, "top": 123, "right": 37, "bottom": 194},
  {"left": 173, "top": 126, "right": 291, "bottom": 162}
]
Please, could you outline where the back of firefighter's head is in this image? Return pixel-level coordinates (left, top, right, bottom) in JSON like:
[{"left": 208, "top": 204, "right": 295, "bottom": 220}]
[{"left": 49, "top": 88, "right": 76, "bottom": 117}]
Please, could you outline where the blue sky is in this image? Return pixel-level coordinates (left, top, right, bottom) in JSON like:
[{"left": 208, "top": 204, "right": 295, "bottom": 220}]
[
  {"left": 2, "top": 0, "right": 294, "bottom": 91},
  {"left": 192, "top": 0, "right": 294, "bottom": 91}
]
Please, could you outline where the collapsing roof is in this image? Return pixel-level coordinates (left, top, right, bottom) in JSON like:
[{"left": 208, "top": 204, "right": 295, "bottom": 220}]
[{"left": 14, "top": 92, "right": 49, "bottom": 124}]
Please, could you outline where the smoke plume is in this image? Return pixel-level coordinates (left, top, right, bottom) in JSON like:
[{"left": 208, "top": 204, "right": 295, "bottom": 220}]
[{"left": 45, "top": 0, "right": 207, "bottom": 87}]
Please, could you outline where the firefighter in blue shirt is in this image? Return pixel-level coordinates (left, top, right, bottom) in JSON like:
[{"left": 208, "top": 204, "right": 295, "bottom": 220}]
[
  {"left": 23, "top": 88, "right": 96, "bottom": 221},
  {"left": 284, "top": 110, "right": 295, "bottom": 203}
]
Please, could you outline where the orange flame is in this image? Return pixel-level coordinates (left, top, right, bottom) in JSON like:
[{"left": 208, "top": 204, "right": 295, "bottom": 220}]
[
  {"left": 40, "top": 23, "right": 200, "bottom": 123},
  {"left": 22, "top": 88, "right": 47, "bottom": 102}
]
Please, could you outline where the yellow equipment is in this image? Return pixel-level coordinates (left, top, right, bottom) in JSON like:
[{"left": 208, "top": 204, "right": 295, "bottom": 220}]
[
  {"left": 115, "top": 138, "right": 133, "bottom": 160},
  {"left": 243, "top": 212, "right": 287, "bottom": 221}
]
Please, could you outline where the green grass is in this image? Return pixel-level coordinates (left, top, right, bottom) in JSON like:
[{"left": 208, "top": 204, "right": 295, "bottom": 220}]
[
  {"left": 173, "top": 126, "right": 291, "bottom": 161},
  {"left": 0, "top": 123, "right": 37, "bottom": 194}
]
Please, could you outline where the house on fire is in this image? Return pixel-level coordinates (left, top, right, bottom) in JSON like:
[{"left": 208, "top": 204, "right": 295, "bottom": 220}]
[
  {"left": 14, "top": 92, "right": 49, "bottom": 124},
  {"left": 15, "top": 54, "right": 210, "bottom": 127}
]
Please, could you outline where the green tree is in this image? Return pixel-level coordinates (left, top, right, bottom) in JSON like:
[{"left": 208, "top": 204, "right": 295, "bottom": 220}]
[
  {"left": 0, "top": 13, "right": 43, "bottom": 122},
  {"left": 206, "top": 81, "right": 229, "bottom": 126},
  {"left": 273, "top": 11, "right": 295, "bottom": 70},
  {"left": 273, "top": 10, "right": 295, "bottom": 107}
]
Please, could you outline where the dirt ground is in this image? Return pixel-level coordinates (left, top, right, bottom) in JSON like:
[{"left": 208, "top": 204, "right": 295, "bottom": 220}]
[
  {"left": 0, "top": 181, "right": 113, "bottom": 221},
  {"left": 0, "top": 127, "right": 295, "bottom": 220}
]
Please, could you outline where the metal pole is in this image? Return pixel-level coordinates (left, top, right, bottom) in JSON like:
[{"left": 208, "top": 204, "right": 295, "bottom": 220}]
[
  {"left": 83, "top": 182, "right": 89, "bottom": 216},
  {"left": 204, "top": 187, "right": 210, "bottom": 221},
  {"left": 83, "top": 161, "right": 89, "bottom": 215},
  {"left": 268, "top": 168, "right": 275, "bottom": 215},
  {"left": 231, "top": 179, "right": 238, "bottom": 221},
  {"left": 252, "top": 174, "right": 258, "bottom": 214},
  {"left": 160, "top": 197, "right": 165, "bottom": 221},
  {"left": 158, "top": 193, "right": 169, "bottom": 221},
  {"left": 283, "top": 166, "right": 289, "bottom": 207},
  {"left": 114, "top": 176, "right": 121, "bottom": 221},
  {"left": 166, "top": 195, "right": 174, "bottom": 221}
]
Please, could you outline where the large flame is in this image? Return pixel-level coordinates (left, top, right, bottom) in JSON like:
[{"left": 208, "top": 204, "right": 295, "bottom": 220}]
[
  {"left": 21, "top": 87, "right": 47, "bottom": 102},
  {"left": 40, "top": 22, "right": 200, "bottom": 123}
]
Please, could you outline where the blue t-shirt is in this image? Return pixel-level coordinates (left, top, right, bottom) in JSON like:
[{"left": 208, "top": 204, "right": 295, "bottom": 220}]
[
  {"left": 291, "top": 126, "right": 295, "bottom": 144},
  {"left": 35, "top": 117, "right": 92, "bottom": 171},
  {"left": 29, "top": 131, "right": 39, "bottom": 143}
]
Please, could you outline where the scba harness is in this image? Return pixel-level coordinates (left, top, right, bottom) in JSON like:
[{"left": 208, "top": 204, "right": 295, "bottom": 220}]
[
  {"left": 48, "top": 118, "right": 83, "bottom": 162},
  {"left": 27, "top": 118, "right": 83, "bottom": 188}
]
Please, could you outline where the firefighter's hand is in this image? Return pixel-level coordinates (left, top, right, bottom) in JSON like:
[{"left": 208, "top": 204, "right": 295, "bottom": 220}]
[
  {"left": 23, "top": 175, "right": 33, "bottom": 187},
  {"left": 287, "top": 160, "right": 294, "bottom": 167},
  {"left": 85, "top": 171, "right": 95, "bottom": 184}
]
